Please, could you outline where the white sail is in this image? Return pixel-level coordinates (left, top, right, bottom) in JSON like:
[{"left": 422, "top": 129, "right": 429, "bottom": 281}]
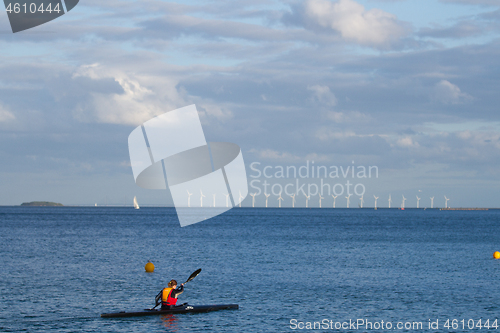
[{"left": 133, "top": 196, "right": 140, "bottom": 209}]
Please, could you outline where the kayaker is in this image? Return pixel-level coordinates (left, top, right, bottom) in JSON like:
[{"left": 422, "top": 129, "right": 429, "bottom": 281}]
[{"left": 156, "top": 279, "right": 184, "bottom": 309}]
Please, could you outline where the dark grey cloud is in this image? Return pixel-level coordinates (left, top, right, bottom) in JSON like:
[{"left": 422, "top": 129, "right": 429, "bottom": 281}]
[
  {"left": 481, "top": 9, "right": 500, "bottom": 20},
  {"left": 139, "top": 14, "right": 289, "bottom": 42}
]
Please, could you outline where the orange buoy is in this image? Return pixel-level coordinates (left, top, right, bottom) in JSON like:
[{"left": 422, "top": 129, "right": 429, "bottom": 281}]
[
  {"left": 494, "top": 252, "right": 500, "bottom": 260},
  {"left": 145, "top": 260, "right": 155, "bottom": 272}
]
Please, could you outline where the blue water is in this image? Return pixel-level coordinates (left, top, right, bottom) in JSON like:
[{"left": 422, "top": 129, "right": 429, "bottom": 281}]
[{"left": 1, "top": 207, "right": 499, "bottom": 332}]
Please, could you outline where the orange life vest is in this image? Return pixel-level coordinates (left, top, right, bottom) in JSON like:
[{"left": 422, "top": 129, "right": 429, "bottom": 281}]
[{"left": 161, "top": 287, "right": 178, "bottom": 306}]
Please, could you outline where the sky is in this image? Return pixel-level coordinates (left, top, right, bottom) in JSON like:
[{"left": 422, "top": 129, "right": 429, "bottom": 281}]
[{"left": 1, "top": 0, "right": 500, "bottom": 208}]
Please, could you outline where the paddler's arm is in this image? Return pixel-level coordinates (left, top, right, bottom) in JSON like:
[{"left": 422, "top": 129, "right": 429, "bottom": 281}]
[
  {"left": 171, "top": 284, "right": 184, "bottom": 297},
  {"left": 155, "top": 289, "right": 163, "bottom": 304}
]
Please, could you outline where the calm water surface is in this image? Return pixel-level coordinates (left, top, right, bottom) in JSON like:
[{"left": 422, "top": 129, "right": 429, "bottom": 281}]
[{"left": 1, "top": 207, "right": 499, "bottom": 332}]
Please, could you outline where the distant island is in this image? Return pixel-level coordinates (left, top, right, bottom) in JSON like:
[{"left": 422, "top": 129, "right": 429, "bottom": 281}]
[{"left": 21, "top": 201, "right": 63, "bottom": 207}]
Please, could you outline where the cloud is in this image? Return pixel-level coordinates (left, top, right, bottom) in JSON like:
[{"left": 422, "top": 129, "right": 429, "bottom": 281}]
[
  {"left": 68, "top": 63, "right": 239, "bottom": 127},
  {"left": 70, "top": 64, "right": 189, "bottom": 126},
  {"left": 396, "top": 136, "right": 420, "bottom": 148},
  {"left": 316, "top": 129, "right": 357, "bottom": 140},
  {"left": 419, "top": 21, "right": 483, "bottom": 39},
  {"left": 439, "top": 0, "right": 500, "bottom": 6},
  {"left": 379, "top": 125, "right": 500, "bottom": 169},
  {"left": 0, "top": 104, "right": 15, "bottom": 122},
  {"left": 248, "top": 148, "right": 302, "bottom": 162},
  {"left": 292, "top": 0, "right": 410, "bottom": 47},
  {"left": 433, "top": 80, "right": 473, "bottom": 104},
  {"left": 140, "top": 14, "right": 289, "bottom": 43},
  {"left": 196, "top": 103, "right": 233, "bottom": 122},
  {"left": 308, "top": 85, "right": 337, "bottom": 106},
  {"left": 326, "top": 110, "right": 372, "bottom": 123}
]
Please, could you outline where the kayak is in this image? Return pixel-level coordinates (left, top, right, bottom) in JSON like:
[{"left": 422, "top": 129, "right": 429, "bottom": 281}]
[{"left": 101, "top": 304, "right": 239, "bottom": 318}]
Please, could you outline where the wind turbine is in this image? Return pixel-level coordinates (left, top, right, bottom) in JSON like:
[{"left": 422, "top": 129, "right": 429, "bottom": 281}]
[
  {"left": 224, "top": 193, "right": 230, "bottom": 208},
  {"left": 187, "top": 190, "right": 193, "bottom": 207},
  {"left": 416, "top": 195, "right": 421, "bottom": 209},
  {"left": 332, "top": 195, "right": 337, "bottom": 208},
  {"left": 212, "top": 193, "right": 216, "bottom": 207},
  {"left": 444, "top": 195, "right": 449, "bottom": 208},
  {"left": 373, "top": 195, "right": 379, "bottom": 210},
  {"left": 346, "top": 194, "right": 352, "bottom": 208},
  {"left": 290, "top": 193, "right": 296, "bottom": 208},
  {"left": 278, "top": 193, "right": 283, "bottom": 208},
  {"left": 401, "top": 195, "right": 406, "bottom": 209},
  {"left": 200, "top": 190, "right": 205, "bottom": 207},
  {"left": 319, "top": 194, "right": 324, "bottom": 208},
  {"left": 239, "top": 190, "right": 244, "bottom": 208},
  {"left": 359, "top": 195, "right": 364, "bottom": 208},
  {"left": 430, "top": 196, "right": 434, "bottom": 209},
  {"left": 250, "top": 193, "right": 257, "bottom": 208},
  {"left": 265, "top": 193, "right": 270, "bottom": 208},
  {"left": 304, "top": 193, "right": 310, "bottom": 208},
  {"left": 388, "top": 194, "right": 392, "bottom": 208}
]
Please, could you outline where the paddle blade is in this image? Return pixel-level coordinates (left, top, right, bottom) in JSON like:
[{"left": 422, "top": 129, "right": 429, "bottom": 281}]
[{"left": 185, "top": 268, "right": 201, "bottom": 283}]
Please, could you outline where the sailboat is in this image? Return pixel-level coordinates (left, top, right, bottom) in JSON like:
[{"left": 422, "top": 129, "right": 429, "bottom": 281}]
[{"left": 133, "top": 196, "right": 140, "bottom": 209}]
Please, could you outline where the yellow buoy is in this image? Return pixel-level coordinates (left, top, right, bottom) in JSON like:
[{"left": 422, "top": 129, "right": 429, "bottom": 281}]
[
  {"left": 145, "top": 260, "right": 155, "bottom": 273},
  {"left": 494, "top": 252, "right": 500, "bottom": 260}
]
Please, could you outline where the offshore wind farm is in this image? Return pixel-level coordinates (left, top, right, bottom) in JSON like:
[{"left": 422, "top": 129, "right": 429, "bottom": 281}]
[
  {"left": 160, "top": 188, "right": 486, "bottom": 209},
  {"left": 142, "top": 183, "right": 499, "bottom": 211},
  {"left": 67, "top": 188, "right": 490, "bottom": 210},
  {"left": 83, "top": 193, "right": 490, "bottom": 210}
]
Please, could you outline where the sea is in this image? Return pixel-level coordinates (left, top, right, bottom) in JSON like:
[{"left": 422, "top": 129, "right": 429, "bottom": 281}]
[{"left": 1, "top": 206, "right": 499, "bottom": 332}]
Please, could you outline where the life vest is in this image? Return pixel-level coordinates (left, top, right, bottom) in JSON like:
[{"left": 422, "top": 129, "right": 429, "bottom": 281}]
[{"left": 161, "top": 287, "right": 178, "bottom": 306}]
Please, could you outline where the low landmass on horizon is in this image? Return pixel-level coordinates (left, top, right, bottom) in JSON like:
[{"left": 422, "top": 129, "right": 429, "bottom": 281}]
[{"left": 21, "top": 201, "right": 63, "bottom": 207}]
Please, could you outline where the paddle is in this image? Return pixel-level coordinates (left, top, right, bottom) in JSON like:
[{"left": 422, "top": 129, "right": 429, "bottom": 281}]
[
  {"left": 185, "top": 268, "right": 202, "bottom": 284},
  {"left": 153, "top": 269, "right": 202, "bottom": 309}
]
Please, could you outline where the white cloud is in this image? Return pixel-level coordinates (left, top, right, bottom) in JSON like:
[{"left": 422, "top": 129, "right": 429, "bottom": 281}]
[
  {"left": 197, "top": 103, "right": 233, "bottom": 121},
  {"left": 302, "top": 0, "right": 408, "bottom": 47},
  {"left": 308, "top": 85, "right": 337, "bottom": 106},
  {"left": 70, "top": 64, "right": 236, "bottom": 126},
  {"left": 71, "top": 64, "right": 188, "bottom": 126},
  {"left": 248, "top": 148, "right": 301, "bottom": 161},
  {"left": 316, "top": 128, "right": 357, "bottom": 140},
  {"left": 0, "top": 104, "right": 15, "bottom": 122},
  {"left": 396, "top": 136, "right": 419, "bottom": 148},
  {"left": 457, "top": 130, "right": 472, "bottom": 139},
  {"left": 304, "top": 153, "right": 332, "bottom": 162},
  {"left": 326, "top": 110, "right": 371, "bottom": 123},
  {"left": 248, "top": 149, "right": 332, "bottom": 164},
  {"left": 434, "top": 80, "right": 473, "bottom": 104},
  {"left": 459, "top": 131, "right": 500, "bottom": 150}
]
